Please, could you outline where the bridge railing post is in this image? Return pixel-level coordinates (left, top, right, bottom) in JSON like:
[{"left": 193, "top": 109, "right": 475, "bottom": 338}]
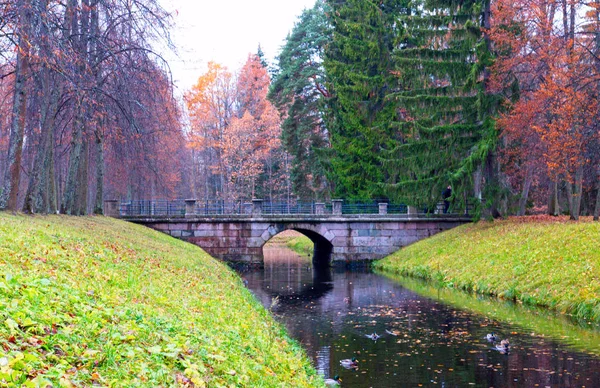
[
  {"left": 252, "top": 199, "right": 263, "bottom": 216},
  {"left": 185, "top": 199, "right": 197, "bottom": 218},
  {"left": 407, "top": 205, "right": 419, "bottom": 215},
  {"left": 378, "top": 202, "right": 388, "bottom": 215},
  {"left": 315, "top": 203, "right": 325, "bottom": 215},
  {"left": 332, "top": 199, "right": 343, "bottom": 216},
  {"left": 104, "top": 200, "right": 119, "bottom": 217},
  {"left": 243, "top": 202, "right": 252, "bottom": 215}
]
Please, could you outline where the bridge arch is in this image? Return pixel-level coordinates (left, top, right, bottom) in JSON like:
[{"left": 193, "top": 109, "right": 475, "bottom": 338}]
[{"left": 260, "top": 224, "right": 334, "bottom": 267}]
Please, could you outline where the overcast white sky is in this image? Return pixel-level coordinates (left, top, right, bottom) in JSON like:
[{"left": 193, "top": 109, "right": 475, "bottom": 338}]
[{"left": 158, "top": 0, "right": 317, "bottom": 93}]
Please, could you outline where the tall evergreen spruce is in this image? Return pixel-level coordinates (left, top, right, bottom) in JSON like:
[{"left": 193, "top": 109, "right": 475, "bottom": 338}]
[
  {"left": 323, "top": 0, "right": 409, "bottom": 199},
  {"left": 269, "top": 1, "right": 332, "bottom": 199},
  {"left": 383, "top": 0, "right": 498, "bottom": 214}
]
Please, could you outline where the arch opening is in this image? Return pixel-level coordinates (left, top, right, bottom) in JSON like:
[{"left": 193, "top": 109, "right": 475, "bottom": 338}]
[
  {"left": 292, "top": 228, "right": 333, "bottom": 267},
  {"left": 262, "top": 227, "right": 333, "bottom": 267}
]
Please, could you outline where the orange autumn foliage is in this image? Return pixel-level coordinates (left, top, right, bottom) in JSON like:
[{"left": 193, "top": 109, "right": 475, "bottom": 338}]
[
  {"left": 491, "top": 0, "right": 600, "bottom": 217},
  {"left": 185, "top": 55, "right": 283, "bottom": 201}
]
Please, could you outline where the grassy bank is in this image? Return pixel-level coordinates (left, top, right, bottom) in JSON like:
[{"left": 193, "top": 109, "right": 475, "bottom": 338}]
[
  {"left": 0, "top": 213, "right": 322, "bottom": 387},
  {"left": 286, "top": 235, "right": 313, "bottom": 255},
  {"left": 266, "top": 230, "right": 313, "bottom": 256},
  {"left": 375, "top": 217, "right": 600, "bottom": 323}
]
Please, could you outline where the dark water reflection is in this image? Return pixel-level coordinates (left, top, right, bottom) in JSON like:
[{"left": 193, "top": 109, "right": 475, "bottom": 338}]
[{"left": 234, "top": 246, "right": 600, "bottom": 387}]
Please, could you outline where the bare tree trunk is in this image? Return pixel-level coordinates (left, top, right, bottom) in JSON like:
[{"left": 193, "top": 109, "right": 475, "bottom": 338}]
[
  {"left": 48, "top": 140, "right": 57, "bottom": 213},
  {"left": 565, "top": 178, "right": 573, "bottom": 216},
  {"left": 482, "top": 151, "right": 501, "bottom": 219},
  {"left": 518, "top": 163, "right": 534, "bottom": 216},
  {"left": 594, "top": 175, "right": 600, "bottom": 221},
  {"left": 63, "top": 0, "right": 93, "bottom": 215},
  {"left": 548, "top": 180, "right": 559, "bottom": 216},
  {"left": 570, "top": 166, "right": 583, "bottom": 220},
  {"left": 0, "top": 1, "right": 31, "bottom": 211},
  {"left": 94, "top": 129, "right": 104, "bottom": 214},
  {"left": 473, "top": 165, "right": 483, "bottom": 201},
  {"left": 23, "top": 85, "right": 58, "bottom": 213},
  {"left": 76, "top": 137, "right": 89, "bottom": 215},
  {"left": 190, "top": 149, "right": 197, "bottom": 198},
  {"left": 24, "top": 0, "right": 59, "bottom": 213},
  {"left": 89, "top": 0, "right": 104, "bottom": 215},
  {"left": 62, "top": 112, "right": 85, "bottom": 214},
  {"left": 268, "top": 154, "right": 273, "bottom": 203}
]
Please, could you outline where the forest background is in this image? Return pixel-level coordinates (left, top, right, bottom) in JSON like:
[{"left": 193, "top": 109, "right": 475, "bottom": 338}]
[{"left": 1, "top": 0, "right": 599, "bottom": 220}]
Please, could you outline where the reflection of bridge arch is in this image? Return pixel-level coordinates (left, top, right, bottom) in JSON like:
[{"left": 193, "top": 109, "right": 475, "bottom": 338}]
[
  {"left": 260, "top": 225, "right": 333, "bottom": 267},
  {"left": 247, "top": 259, "right": 334, "bottom": 308}
]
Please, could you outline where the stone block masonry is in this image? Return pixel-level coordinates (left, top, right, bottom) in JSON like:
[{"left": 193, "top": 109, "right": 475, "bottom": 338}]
[{"left": 131, "top": 216, "right": 470, "bottom": 266}]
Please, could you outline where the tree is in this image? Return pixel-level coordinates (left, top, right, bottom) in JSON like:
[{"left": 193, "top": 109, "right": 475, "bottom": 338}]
[
  {"left": 186, "top": 55, "right": 284, "bottom": 202},
  {"left": 491, "top": 0, "right": 600, "bottom": 219},
  {"left": 269, "top": 0, "right": 332, "bottom": 199},
  {"left": 185, "top": 62, "right": 236, "bottom": 199},
  {"left": 383, "top": 0, "right": 499, "bottom": 215},
  {"left": 230, "top": 54, "right": 282, "bottom": 201},
  {"left": 323, "top": 0, "right": 405, "bottom": 199},
  {"left": 0, "top": 0, "right": 33, "bottom": 211},
  {"left": 0, "top": 0, "right": 184, "bottom": 214},
  {"left": 324, "top": 0, "right": 408, "bottom": 199}
]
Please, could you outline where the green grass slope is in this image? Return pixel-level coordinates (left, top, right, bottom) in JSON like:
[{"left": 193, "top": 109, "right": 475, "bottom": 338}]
[
  {"left": 0, "top": 213, "right": 323, "bottom": 387},
  {"left": 285, "top": 236, "right": 313, "bottom": 256},
  {"left": 375, "top": 217, "right": 600, "bottom": 323}
]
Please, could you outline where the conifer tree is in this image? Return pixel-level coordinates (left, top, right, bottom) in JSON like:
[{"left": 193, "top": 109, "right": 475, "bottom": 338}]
[
  {"left": 383, "top": 0, "right": 498, "bottom": 214},
  {"left": 323, "top": 0, "right": 409, "bottom": 199},
  {"left": 269, "top": 0, "right": 332, "bottom": 199}
]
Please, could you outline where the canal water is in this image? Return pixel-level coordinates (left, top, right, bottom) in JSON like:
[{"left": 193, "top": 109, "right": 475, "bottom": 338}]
[{"left": 234, "top": 244, "right": 600, "bottom": 388}]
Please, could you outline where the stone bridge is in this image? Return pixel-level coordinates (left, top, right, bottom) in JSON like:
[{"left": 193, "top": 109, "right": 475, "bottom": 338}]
[{"left": 105, "top": 199, "right": 471, "bottom": 266}]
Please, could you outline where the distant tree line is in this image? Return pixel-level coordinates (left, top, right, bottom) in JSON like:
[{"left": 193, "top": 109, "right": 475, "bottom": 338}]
[
  {"left": 0, "top": 0, "right": 186, "bottom": 215},
  {"left": 269, "top": 0, "right": 600, "bottom": 220}
]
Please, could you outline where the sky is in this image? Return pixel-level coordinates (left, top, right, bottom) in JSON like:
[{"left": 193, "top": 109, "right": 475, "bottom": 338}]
[{"left": 158, "top": 0, "right": 317, "bottom": 93}]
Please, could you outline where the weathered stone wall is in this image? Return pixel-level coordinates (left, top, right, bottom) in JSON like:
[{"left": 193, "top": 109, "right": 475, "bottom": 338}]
[{"left": 135, "top": 216, "right": 469, "bottom": 265}]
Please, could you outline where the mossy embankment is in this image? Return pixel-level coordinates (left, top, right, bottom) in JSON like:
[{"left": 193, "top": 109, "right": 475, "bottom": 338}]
[
  {"left": 375, "top": 217, "right": 600, "bottom": 323},
  {"left": 0, "top": 213, "right": 323, "bottom": 387}
]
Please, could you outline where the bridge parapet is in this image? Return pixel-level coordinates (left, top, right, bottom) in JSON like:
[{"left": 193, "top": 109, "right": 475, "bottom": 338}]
[{"left": 106, "top": 199, "right": 471, "bottom": 219}]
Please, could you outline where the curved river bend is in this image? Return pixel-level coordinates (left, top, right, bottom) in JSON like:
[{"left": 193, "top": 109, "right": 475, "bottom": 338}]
[{"left": 234, "top": 246, "right": 600, "bottom": 387}]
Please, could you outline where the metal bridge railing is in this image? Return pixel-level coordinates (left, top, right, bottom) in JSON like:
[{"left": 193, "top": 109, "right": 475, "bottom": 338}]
[
  {"left": 118, "top": 200, "right": 185, "bottom": 217},
  {"left": 194, "top": 200, "right": 244, "bottom": 215},
  {"left": 262, "top": 201, "right": 323, "bottom": 215},
  {"left": 107, "top": 199, "right": 471, "bottom": 218}
]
